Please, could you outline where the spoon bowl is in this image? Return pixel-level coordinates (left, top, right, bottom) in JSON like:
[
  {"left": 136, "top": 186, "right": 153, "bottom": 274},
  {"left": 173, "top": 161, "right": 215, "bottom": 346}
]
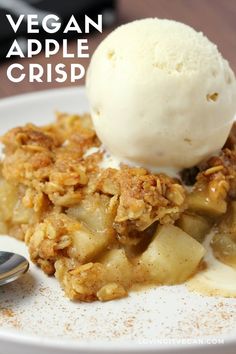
[{"left": 0, "top": 251, "right": 29, "bottom": 286}]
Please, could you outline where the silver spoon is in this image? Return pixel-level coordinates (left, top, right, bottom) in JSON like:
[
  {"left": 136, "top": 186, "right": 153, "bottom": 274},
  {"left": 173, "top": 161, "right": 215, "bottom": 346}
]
[{"left": 0, "top": 251, "right": 29, "bottom": 286}]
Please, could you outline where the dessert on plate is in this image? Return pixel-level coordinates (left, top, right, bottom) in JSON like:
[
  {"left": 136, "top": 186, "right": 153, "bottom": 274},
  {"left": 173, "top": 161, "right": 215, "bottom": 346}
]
[{"left": 0, "top": 19, "right": 236, "bottom": 302}]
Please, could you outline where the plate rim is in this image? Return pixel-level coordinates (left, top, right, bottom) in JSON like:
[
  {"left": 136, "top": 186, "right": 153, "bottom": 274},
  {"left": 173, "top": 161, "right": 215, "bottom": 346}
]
[
  {"left": 0, "top": 328, "right": 235, "bottom": 353},
  {"left": 0, "top": 86, "right": 83, "bottom": 108}
]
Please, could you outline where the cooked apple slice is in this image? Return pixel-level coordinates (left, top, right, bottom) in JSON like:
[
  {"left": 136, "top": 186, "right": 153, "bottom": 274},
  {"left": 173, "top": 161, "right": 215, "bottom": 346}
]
[
  {"left": 187, "top": 190, "right": 227, "bottom": 218},
  {"left": 139, "top": 224, "right": 205, "bottom": 284},
  {"left": 99, "top": 248, "right": 133, "bottom": 287},
  {"left": 69, "top": 224, "right": 112, "bottom": 263},
  {"left": 176, "top": 212, "right": 212, "bottom": 243}
]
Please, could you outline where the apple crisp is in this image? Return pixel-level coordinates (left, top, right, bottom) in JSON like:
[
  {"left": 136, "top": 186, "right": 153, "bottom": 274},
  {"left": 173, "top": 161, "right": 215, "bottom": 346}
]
[{"left": 1, "top": 113, "right": 236, "bottom": 302}]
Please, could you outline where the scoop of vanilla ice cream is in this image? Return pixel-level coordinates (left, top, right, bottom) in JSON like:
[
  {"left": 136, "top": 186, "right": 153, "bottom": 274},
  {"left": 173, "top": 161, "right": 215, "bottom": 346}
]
[{"left": 86, "top": 18, "right": 236, "bottom": 171}]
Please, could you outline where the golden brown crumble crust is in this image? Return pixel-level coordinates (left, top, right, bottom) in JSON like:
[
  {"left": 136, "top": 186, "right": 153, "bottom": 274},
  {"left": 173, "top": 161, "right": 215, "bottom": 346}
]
[{"left": 1, "top": 114, "right": 236, "bottom": 301}]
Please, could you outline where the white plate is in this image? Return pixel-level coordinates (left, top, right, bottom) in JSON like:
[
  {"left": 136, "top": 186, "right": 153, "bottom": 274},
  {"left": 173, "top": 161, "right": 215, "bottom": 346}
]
[{"left": 0, "top": 87, "right": 236, "bottom": 354}]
